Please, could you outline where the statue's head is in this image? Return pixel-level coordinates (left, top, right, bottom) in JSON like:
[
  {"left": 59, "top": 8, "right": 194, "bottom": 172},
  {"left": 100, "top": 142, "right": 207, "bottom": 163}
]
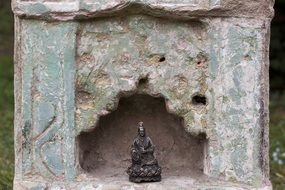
[{"left": 138, "top": 121, "right": 145, "bottom": 137}]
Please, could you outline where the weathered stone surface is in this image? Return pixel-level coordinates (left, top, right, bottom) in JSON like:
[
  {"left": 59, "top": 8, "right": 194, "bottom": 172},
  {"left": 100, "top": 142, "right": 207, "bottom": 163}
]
[
  {"left": 76, "top": 16, "right": 209, "bottom": 135},
  {"left": 13, "top": 0, "right": 273, "bottom": 189},
  {"left": 14, "top": 20, "right": 78, "bottom": 181},
  {"left": 12, "top": 0, "right": 274, "bottom": 20},
  {"left": 14, "top": 176, "right": 272, "bottom": 190}
]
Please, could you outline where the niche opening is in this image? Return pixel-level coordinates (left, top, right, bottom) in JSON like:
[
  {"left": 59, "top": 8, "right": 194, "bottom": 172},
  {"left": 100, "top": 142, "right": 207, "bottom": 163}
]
[{"left": 78, "top": 94, "right": 206, "bottom": 178}]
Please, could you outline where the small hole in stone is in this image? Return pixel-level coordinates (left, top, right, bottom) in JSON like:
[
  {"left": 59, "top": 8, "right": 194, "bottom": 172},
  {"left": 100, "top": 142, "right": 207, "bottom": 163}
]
[
  {"left": 138, "top": 77, "right": 148, "bottom": 87},
  {"left": 192, "top": 95, "right": 207, "bottom": 105},
  {"left": 159, "top": 57, "right": 166, "bottom": 62}
]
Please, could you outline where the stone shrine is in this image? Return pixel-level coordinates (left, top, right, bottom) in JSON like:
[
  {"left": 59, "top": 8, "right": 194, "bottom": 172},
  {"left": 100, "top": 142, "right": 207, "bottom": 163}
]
[{"left": 13, "top": 0, "right": 274, "bottom": 189}]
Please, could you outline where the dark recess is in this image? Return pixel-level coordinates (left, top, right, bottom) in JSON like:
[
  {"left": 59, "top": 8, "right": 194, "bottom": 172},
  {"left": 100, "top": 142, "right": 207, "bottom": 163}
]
[{"left": 192, "top": 95, "right": 207, "bottom": 105}]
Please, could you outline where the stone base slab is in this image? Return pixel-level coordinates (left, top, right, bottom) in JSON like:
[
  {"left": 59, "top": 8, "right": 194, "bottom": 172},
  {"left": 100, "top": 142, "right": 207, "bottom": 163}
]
[{"left": 14, "top": 176, "right": 272, "bottom": 190}]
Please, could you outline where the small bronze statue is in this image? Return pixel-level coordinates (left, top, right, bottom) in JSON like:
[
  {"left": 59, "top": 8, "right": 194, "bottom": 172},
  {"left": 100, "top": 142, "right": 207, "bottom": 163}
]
[{"left": 127, "top": 122, "right": 161, "bottom": 183}]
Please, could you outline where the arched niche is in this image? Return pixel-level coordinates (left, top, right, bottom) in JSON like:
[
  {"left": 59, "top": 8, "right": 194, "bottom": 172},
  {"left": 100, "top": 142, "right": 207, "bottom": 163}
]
[{"left": 77, "top": 94, "right": 206, "bottom": 179}]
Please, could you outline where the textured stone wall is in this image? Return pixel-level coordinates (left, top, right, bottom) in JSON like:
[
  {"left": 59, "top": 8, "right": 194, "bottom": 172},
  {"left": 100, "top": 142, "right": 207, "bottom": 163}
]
[{"left": 13, "top": 0, "right": 273, "bottom": 189}]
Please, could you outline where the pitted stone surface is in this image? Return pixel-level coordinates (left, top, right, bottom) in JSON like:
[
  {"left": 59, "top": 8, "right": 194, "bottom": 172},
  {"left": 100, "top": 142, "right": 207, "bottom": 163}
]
[{"left": 76, "top": 15, "right": 209, "bottom": 135}]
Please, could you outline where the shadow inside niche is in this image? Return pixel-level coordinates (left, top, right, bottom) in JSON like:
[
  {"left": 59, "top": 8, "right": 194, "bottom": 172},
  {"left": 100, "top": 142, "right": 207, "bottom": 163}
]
[{"left": 78, "top": 94, "right": 206, "bottom": 178}]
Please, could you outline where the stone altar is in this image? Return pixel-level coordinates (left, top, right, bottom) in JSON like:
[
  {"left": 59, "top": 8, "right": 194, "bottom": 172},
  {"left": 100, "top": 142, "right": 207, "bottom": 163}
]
[{"left": 13, "top": 0, "right": 274, "bottom": 189}]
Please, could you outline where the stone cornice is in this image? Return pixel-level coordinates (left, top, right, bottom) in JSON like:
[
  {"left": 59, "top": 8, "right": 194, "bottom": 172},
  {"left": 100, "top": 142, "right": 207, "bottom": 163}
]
[{"left": 12, "top": 0, "right": 274, "bottom": 21}]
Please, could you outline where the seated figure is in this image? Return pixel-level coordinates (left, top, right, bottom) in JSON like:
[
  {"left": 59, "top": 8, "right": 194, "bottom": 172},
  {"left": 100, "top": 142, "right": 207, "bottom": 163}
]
[{"left": 127, "top": 122, "right": 161, "bottom": 183}]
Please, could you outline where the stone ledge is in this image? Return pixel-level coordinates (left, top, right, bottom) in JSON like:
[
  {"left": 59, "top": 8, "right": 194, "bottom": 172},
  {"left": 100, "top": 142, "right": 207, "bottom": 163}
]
[
  {"left": 12, "top": 0, "right": 274, "bottom": 21},
  {"left": 14, "top": 176, "right": 272, "bottom": 190}
]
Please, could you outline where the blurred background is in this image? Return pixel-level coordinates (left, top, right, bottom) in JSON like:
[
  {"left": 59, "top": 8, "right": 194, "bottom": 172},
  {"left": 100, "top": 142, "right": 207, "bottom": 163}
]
[{"left": 0, "top": 0, "right": 284, "bottom": 189}]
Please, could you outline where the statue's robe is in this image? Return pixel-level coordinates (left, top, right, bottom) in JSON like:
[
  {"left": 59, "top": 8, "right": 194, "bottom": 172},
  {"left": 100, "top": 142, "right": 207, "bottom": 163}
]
[
  {"left": 131, "top": 136, "right": 156, "bottom": 166},
  {"left": 127, "top": 134, "right": 162, "bottom": 182}
]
